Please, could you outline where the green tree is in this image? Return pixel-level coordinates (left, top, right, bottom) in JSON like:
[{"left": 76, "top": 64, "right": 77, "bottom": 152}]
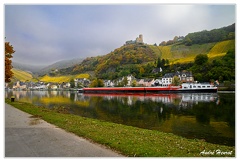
[
  {"left": 122, "top": 76, "right": 128, "bottom": 87},
  {"left": 184, "top": 37, "right": 192, "bottom": 46},
  {"left": 194, "top": 54, "right": 208, "bottom": 65},
  {"left": 157, "top": 57, "right": 162, "bottom": 68},
  {"left": 70, "top": 79, "right": 75, "bottom": 88}
]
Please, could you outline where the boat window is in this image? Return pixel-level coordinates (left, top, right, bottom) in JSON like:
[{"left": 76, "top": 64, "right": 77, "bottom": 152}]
[
  {"left": 202, "top": 86, "right": 206, "bottom": 88},
  {"left": 207, "top": 86, "right": 210, "bottom": 88},
  {"left": 198, "top": 86, "right": 201, "bottom": 88},
  {"left": 193, "top": 86, "right": 196, "bottom": 88}
]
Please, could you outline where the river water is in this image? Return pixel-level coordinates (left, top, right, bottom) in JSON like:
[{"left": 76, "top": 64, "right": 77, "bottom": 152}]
[{"left": 5, "top": 90, "right": 235, "bottom": 146}]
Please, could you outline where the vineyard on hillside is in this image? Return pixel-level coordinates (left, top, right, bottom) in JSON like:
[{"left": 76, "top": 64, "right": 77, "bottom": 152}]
[{"left": 40, "top": 74, "right": 90, "bottom": 83}]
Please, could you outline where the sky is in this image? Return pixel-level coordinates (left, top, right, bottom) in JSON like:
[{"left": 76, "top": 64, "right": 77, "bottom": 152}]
[{"left": 5, "top": 4, "right": 236, "bottom": 66}]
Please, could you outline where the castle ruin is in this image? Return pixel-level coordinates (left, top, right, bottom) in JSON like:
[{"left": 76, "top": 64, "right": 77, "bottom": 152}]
[{"left": 125, "top": 34, "right": 143, "bottom": 45}]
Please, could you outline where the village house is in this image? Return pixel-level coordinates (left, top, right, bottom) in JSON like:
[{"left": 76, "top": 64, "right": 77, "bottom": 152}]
[
  {"left": 12, "top": 81, "right": 27, "bottom": 90},
  {"left": 162, "top": 73, "right": 175, "bottom": 86},
  {"left": 74, "top": 78, "right": 90, "bottom": 87},
  {"left": 152, "top": 67, "right": 162, "bottom": 74},
  {"left": 176, "top": 71, "right": 194, "bottom": 83},
  {"left": 152, "top": 71, "right": 194, "bottom": 86},
  {"left": 104, "top": 80, "right": 114, "bottom": 87}
]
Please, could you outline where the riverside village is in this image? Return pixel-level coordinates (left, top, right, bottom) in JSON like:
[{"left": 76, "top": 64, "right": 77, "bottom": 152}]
[{"left": 7, "top": 70, "right": 197, "bottom": 91}]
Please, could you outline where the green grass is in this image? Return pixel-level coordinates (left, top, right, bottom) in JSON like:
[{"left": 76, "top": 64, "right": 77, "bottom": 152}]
[{"left": 5, "top": 99, "right": 235, "bottom": 157}]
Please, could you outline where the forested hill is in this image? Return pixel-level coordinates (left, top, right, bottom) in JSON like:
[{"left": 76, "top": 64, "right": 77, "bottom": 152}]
[
  {"left": 184, "top": 23, "right": 235, "bottom": 45},
  {"left": 58, "top": 23, "right": 235, "bottom": 80}
]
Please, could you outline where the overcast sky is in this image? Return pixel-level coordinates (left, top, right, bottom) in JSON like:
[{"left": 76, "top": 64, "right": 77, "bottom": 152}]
[{"left": 5, "top": 4, "right": 235, "bottom": 66}]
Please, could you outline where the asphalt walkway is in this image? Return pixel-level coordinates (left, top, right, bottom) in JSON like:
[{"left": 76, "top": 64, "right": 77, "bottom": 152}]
[{"left": 5, "top": 103, "right": 123, "bottom": 157}]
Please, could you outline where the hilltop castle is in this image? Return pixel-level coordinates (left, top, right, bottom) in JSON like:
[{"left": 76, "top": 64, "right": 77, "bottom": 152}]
[{"left": 125, "top": 34, "right": 144, "bottom": 45}]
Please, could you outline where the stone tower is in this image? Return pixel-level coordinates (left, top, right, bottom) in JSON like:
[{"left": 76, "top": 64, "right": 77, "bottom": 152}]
[{"left": 136, "top": 34, "right": 143, "bottom": 44}]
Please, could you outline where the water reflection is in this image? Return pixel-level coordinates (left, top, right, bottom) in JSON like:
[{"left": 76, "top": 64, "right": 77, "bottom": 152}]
[{"left": 5, "top": 90, "right": 235, "bottom": 146}]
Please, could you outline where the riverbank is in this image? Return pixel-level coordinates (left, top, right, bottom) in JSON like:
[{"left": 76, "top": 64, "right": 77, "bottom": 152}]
[{"left": 5, "top": 99, "right": 235, "bottom": 157}]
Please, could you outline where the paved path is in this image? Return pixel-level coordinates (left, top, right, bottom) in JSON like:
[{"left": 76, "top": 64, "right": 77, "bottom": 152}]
[{"left": 5, "top": 103, "right": 123, "bottom": 157}]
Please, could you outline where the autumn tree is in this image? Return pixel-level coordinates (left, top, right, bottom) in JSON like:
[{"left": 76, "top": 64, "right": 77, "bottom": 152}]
[
  {"left": 5, "top": 40, "right": 15, "bottom": 82},
  {"left": 172, "top": 76, "right": 181, "bottom": 86},
  {"left": 90, "top": 78, "right": 104, "bottom": 87}
]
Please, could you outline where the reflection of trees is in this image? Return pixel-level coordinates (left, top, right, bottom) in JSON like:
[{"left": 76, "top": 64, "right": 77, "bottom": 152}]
[
  {"left": 193, "top": 104, "right": 210, "bottom": 124},
  {"left": 6, "top": 91, "right": 235, "bottom": 146}
]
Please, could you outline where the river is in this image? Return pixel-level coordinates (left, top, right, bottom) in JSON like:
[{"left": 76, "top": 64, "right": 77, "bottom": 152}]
[{"left": 5, "top": 90, "right": 235, "bottom": 146}]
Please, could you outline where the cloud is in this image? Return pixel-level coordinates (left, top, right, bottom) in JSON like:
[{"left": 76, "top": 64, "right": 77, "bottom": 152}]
[{"left": 5, "top": 5, "right": 235, "bottom": 66}]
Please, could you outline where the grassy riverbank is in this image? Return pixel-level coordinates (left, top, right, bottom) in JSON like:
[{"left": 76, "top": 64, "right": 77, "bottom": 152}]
[{"left": 5, "top": 99, "right": 235, "bottom": 157}]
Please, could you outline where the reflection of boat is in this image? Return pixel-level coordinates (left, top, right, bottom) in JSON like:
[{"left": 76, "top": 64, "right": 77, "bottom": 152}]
[
  {"left": 181, "top": 93, "right": 218, "bottom": 102},
  {"left": 81, "top": 83, "right": 217, "bottom": 94},
  {"left": 179, "top": 93, "right": 219, "bottom": 108},
  {"left": 82, "top": 93, "right": 218, "bottom": 106}
]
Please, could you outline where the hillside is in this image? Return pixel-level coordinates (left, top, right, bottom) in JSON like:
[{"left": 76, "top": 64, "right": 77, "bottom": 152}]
[
  {"left": 150, "top": 39, "right": 235, "bottom": 64},
  {"left": 58, "top": 38, "right": 234, "bottom": 80},
  {"left": 12, "top": 62, "right": 45, "bottom": 73}
]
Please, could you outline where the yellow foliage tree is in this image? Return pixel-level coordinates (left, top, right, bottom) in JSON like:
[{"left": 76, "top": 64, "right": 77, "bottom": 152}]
[{"left": 5, "top": 41, "right": 15, "bottom": 82}]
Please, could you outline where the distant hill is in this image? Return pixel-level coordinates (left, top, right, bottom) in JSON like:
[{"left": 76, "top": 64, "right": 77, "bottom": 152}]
[
  {"left": 12, "top": 62, "right": 45, "bottom": 73},
  {"left": 38, "top": 57, "right": 84, "bottom": 75}
]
